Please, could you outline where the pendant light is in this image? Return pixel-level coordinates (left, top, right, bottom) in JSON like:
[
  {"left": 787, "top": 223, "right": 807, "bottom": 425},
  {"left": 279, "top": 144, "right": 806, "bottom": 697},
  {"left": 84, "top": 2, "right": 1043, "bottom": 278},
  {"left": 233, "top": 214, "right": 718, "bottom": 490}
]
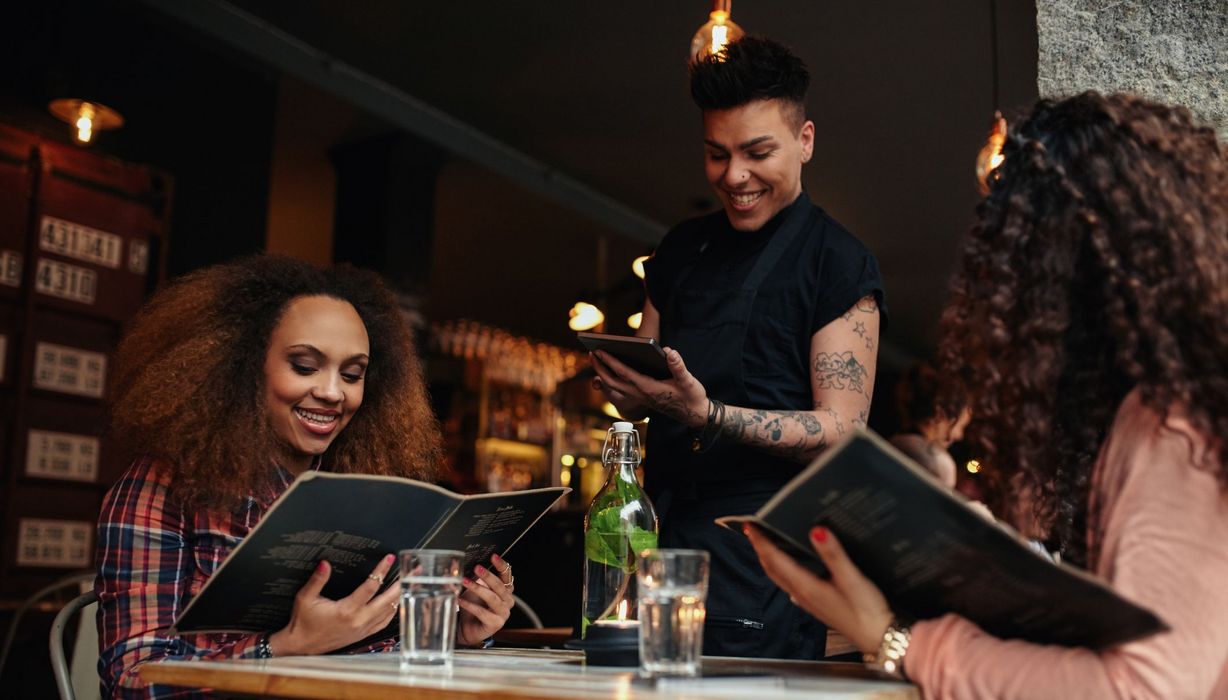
[
  {"left": 49, "top": 99, "right": 124, "bottom": 146},
  {"left": 690, "top": 0, "right": 745, "bottom": 62},
  {"left": 975, "top": 0, "right": 1006, "bottom": 194}
]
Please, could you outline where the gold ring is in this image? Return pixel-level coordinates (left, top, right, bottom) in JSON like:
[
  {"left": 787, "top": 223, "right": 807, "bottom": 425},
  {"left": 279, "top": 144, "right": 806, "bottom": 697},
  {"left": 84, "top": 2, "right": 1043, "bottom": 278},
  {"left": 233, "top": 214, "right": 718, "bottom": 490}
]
[
  {"left": 502, "top": 575, "right": 515, "bottom": 589},
  {"left": 367, "top": 574, "right": 383, "bottom": 583},
  {"left": 390, "top": 601, "right": 398, "bottom": 610}
]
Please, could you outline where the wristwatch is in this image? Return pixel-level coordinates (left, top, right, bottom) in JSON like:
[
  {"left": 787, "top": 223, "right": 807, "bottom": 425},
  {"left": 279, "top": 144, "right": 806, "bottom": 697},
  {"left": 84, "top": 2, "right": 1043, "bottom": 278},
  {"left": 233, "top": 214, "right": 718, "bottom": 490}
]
[{"left": 863, "top": 620, "right": 910, "bottom": 678}]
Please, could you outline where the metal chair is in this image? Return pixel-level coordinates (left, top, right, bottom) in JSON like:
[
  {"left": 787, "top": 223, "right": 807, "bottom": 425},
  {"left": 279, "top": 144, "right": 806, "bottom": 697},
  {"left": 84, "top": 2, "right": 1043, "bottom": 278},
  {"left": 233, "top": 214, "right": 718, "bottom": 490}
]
[
  {"left": 50, "top": 587, "right": 98, "bottom": 700},
  {"left": 0, "top": 572, "right": 95, "bottom": 680}
]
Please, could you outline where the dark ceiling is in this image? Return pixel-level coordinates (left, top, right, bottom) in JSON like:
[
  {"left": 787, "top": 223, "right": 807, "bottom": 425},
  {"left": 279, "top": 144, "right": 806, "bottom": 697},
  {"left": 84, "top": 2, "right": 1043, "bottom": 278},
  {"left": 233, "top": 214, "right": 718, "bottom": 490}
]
[
  {"left": 213, "top": 0, "right": 1039, "bottom": 360},
  {"left": 2, "top": 0, "right": 1039, "bottom": 360}
]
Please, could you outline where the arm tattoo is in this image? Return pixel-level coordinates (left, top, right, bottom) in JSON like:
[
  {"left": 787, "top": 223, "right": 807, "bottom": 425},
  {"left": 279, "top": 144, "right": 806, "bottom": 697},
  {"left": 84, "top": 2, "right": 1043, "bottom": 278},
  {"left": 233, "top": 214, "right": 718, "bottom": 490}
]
[
  {"left": 719, "top": 408, "right": 828, "bottom": 462},
  {"left": 852, "top": 409, "right": 868, "bottom": 429},
  {"left": 852, "top": 320, "right": 876, "bottom": 350},
  {"left": 814, "top": 352, "right": 869, "bottom": 394},
  {"left": 649, "top": 390, "right": 703, "bottom": 428}
]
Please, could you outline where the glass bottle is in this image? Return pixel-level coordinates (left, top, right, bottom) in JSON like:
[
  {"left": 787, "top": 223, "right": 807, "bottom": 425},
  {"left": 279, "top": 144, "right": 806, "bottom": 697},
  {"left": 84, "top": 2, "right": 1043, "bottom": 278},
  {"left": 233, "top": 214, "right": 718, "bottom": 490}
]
[{"left": 580, "top": 421, "right": 658, "bottom": 636}]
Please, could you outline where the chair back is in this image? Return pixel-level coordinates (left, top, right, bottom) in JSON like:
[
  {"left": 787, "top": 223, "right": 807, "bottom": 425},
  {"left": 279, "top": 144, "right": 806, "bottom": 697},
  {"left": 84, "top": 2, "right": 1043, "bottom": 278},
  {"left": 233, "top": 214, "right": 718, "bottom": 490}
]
[{"left": 50, "top": 589, "right": 99, "bottom": 700}]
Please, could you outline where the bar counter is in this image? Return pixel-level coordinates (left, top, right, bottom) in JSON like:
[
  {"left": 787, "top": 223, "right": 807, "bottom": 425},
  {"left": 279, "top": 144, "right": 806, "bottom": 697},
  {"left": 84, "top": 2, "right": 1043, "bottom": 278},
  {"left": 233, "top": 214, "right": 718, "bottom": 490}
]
[{"left": 138, "top": 648, "right": 918, "bottom": 699}]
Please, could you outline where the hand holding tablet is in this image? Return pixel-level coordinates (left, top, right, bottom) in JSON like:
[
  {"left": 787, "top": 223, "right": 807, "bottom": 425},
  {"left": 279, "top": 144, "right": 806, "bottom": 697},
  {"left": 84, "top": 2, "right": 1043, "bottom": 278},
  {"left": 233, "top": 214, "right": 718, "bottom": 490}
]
[{"left": 577, "top": 331, "right": 671, "bottom": 380}]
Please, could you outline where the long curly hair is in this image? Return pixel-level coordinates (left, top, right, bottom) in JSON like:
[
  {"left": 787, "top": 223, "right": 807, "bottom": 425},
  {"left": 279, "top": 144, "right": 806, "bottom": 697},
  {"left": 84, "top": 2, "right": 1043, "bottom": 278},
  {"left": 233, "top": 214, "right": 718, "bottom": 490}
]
[
  {"left": 936, "top": 92, "right": 1228, "bottom": 565},
  {"left": 109, "top": 255, "right": 442, "bottom": 512}
]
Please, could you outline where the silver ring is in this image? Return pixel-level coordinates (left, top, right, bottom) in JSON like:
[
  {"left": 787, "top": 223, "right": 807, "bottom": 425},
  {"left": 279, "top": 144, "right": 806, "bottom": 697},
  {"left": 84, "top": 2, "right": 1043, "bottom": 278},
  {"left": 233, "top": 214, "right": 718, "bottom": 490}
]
[
  {"left": 502, "top": 575, "right": 515, "bottom": 589},
  {"left": 367, "top": 574, "right": 383, "bottom": 583},
  {"left": 390, "top": 601, "right": 398, "bottom": 610}
]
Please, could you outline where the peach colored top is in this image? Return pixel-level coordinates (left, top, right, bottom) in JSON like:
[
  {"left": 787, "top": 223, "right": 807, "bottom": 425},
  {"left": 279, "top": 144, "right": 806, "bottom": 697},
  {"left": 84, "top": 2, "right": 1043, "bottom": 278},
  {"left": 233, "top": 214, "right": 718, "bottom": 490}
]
[{"left": 908, "top": 391, "right": 1228, "bottom": 699}]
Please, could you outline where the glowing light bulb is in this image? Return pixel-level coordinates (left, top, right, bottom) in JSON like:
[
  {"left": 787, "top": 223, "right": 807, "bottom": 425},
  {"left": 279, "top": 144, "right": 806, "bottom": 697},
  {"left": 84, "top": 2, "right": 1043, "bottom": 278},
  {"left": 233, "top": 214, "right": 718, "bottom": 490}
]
[
  {"left": 48, "top": 99, "right": 124, "bottom": 147},
  {"left": 631, "top": 255, "right": 650, "bottom": 279},
  {"left": 561, "top": 454, "right": 576, "bottom": 467},
  {"left": 689, "top": 1, "right": 745, "bottom": 62},
  {"left": 966, "top": 460, "right": 982, "bottom": 474},
  {"left": 74, "top": 104, "right": 96, "bottom": 144},
  {"left": 568, "top": 301, "right": 605, "bottom": 331},
  {"left": 975, "top": 111, "right": 1008, "bottom": 194},
  {"left": 627, "top": 312, "right": 642, "bottom": 330}
]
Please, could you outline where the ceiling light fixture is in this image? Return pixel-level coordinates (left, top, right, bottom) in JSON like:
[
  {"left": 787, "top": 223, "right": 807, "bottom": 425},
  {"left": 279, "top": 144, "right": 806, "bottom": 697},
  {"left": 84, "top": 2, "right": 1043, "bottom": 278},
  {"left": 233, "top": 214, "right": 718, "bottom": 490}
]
[
  {"left": 690, "top": 0, "right": 744, "bottom": 62},
  {"left": 627, "top": 312, "right": 642, "bottom": 330},
  {"left": 975, "top": 0, "right": 1006, "bottom": 194},
  {"left": 49, "top": 99, "right": 124, "bottom": 146}
]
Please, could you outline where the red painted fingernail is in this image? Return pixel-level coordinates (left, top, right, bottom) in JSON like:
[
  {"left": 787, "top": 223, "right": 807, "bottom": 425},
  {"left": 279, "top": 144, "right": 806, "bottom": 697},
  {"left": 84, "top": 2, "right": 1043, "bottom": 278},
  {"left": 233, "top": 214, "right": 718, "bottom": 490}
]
[
  {"left": 811, "top": 527, "right": 828, "bottom": 543},
  {"left": 384, "top": 554, "right": 395, "bottom": 565},
  {"left": 316, "top": 560, "right": 328, "bottom": 573},
  {"left": 742, "top": 524, "right": 751, "bottom": 536},
  {"left": 491, "top": 554, "right": 503, "bottom": 564},
  {"left": 475, "top": 565, "right": 487, "bottom": 575},
  {"left": 462, "top": 577, "right": 473, "bottom": 586}
]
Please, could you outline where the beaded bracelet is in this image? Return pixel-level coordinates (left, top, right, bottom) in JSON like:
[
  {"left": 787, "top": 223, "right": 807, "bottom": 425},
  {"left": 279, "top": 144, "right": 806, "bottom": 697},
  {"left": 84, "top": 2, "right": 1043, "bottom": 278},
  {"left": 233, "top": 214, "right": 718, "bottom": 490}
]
[{"left": 255, "top": 632, "right": 274, "bottom": 659}]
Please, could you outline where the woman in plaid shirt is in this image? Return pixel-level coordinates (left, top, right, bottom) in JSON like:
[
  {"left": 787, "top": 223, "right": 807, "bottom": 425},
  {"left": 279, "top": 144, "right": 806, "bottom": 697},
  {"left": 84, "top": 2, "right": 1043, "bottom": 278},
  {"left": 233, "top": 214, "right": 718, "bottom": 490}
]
[{"left": 97, "top": 256, "right": 516, "bottom": 698}]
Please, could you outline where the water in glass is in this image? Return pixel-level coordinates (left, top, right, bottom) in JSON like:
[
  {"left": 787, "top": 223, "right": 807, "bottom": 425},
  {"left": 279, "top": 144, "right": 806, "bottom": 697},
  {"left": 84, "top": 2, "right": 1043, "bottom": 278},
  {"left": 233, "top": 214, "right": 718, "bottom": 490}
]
[{"left": 639, "top": 585, "right": 706, "bottom": 676}]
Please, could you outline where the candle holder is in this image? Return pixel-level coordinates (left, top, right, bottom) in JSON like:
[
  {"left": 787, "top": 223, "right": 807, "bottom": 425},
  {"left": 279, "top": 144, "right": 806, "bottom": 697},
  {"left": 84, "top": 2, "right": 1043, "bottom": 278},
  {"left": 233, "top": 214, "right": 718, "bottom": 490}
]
[{"left": 565, "top": 622, "right": 640, "bottom": 667}]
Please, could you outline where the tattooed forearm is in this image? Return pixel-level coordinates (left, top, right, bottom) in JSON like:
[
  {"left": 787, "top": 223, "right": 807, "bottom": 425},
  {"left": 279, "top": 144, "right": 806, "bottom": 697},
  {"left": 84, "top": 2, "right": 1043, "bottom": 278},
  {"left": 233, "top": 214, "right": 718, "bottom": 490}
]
[
  {"left": 717, "top": 407, "right": 830, "bottom": 462},
  {"left": 649, "top": 390, "right": 704, "bottom": 428},
  {"left": 814, "top": 351, "right": 869, "bottom": 394}
]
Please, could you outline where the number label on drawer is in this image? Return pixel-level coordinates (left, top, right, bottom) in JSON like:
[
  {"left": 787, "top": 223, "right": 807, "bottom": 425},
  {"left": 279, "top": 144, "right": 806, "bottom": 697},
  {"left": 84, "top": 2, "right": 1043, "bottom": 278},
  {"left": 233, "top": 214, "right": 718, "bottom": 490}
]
[
  {"left": 0, "top": 249, "right": 21, "bottom": 287},
  {"left": 33, "top": 342, "right": 107, "bottom": 398},
  {"left": 35, "top": 258, "right": 97, "bottom": 305},
  {"left": 26, "top": 429, "right": 99, "bottom": 482},
  {"left": 16, "top": 518, "right": 92, "bottom": 568},
  {"left": 39, "top": 215, "right": 123, "bottom": 268}
]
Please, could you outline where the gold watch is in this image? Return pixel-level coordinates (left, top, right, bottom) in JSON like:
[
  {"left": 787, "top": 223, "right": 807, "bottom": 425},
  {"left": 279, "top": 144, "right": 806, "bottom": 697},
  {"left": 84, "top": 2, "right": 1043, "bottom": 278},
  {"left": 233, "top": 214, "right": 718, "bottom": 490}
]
[{"left": 863, "top": 619, "right": 910, "bottom": 678}]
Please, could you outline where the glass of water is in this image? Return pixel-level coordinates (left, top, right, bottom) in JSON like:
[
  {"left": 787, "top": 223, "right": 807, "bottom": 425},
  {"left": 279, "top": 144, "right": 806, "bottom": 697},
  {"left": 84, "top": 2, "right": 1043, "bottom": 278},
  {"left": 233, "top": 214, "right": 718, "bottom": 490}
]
[
  {"left": 399, "top": 549, "right": 464, "bottom": 668},
  {"left": 636, "top": 548, "right": 710, "bottom": 677}
]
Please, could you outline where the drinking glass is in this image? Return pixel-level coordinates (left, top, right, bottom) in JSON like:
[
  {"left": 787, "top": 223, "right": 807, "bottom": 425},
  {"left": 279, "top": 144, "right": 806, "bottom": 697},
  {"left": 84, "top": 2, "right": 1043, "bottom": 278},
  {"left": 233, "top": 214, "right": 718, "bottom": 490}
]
[
  {"left": 636, "top": 548, "right": 710, "bottom": 677},
  {"left": 399, "top": 549, "right": 463, "bottom": 668}
]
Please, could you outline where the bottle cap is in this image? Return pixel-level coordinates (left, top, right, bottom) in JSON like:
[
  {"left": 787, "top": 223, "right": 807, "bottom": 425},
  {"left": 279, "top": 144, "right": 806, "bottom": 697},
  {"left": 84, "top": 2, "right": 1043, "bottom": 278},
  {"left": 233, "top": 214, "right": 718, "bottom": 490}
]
[{"left": 612, "top": 421, "right": 634, "bottom": 433}]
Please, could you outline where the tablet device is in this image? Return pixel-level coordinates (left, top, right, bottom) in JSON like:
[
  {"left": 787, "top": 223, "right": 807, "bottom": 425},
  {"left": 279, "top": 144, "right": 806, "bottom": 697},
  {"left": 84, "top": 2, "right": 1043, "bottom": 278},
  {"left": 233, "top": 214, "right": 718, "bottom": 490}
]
[{"left": 577, "top": 331, "right": 671, "bottom": 380}]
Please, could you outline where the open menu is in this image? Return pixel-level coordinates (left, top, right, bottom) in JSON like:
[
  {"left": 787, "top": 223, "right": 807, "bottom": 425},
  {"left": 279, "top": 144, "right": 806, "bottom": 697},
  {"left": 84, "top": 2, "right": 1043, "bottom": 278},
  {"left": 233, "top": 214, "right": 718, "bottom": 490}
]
[
  {"left": 172, "top": 471, "right": 568, "bottom": 635},
  {"left": 716, "top": 429, "right": 1166, "bottom": 649}
]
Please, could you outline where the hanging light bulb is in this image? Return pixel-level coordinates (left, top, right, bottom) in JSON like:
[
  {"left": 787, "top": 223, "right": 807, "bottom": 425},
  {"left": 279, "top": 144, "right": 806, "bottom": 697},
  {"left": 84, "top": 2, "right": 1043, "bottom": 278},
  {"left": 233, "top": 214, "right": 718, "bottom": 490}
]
[
  {"left": 631, "top": 255, "right": 650, "bottom": 280},
  {"left": 975, "top": 111, "right": 1007, "bottom": 195},
  {"left": 975, "top": 0, "right": 1005, "bottom": 194},
  {"left": 568, "top": 301, "right": 605, "bottom": 331},
  {"left": 627, "top": 312, "right": 643, "bottom": 330},
  {"left": 48, "top": 99, "right": 124, "bottom": 146},
  {"left": 690, "top": 0, "right": 745, "bottom": 63}
]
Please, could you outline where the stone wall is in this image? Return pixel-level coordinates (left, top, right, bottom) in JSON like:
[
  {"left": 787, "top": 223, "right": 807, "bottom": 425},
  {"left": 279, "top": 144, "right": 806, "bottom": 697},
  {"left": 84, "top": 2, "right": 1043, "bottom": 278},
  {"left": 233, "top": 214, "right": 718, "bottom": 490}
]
[{"left": 1036, "top": 0, "right": 1228, "bottom": 140}]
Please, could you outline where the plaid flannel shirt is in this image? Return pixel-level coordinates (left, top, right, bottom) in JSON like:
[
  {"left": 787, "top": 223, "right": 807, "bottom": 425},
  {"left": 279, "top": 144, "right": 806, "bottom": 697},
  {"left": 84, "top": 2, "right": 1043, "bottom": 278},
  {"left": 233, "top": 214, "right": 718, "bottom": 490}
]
[{"left": 96, "top": 456, "right": 395, "bottom": 699}]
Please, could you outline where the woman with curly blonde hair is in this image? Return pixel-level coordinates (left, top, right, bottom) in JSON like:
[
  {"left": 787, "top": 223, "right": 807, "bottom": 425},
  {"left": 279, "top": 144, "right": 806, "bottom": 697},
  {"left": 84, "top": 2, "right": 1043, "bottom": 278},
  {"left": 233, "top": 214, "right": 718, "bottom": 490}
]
[
  {"left": 98, "top": 255, "right": 516, "bottom": 698},
  {"left": 747, "top": 92, "right": 1228, "bottom": 697}
]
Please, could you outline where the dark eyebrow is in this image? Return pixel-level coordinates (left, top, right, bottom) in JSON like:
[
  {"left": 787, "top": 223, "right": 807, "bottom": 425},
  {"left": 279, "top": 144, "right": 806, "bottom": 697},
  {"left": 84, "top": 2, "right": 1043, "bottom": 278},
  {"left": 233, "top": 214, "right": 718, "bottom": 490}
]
[
  {"left": 286, "top": 344, "right": 369, "bottom": 363},
  {"left": 704, "top": 135, "right": 776, "bottom": 151}
]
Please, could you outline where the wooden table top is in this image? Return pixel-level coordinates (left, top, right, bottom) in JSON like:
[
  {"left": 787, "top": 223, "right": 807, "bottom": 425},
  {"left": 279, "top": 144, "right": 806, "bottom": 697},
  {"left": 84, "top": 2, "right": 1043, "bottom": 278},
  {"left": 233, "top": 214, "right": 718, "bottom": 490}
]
[
  {"left": 491, "top": 628, "right": 860, "bottom": 658},
  {"left": 139, "top": 648, "right": 918, "bottom": 700}
]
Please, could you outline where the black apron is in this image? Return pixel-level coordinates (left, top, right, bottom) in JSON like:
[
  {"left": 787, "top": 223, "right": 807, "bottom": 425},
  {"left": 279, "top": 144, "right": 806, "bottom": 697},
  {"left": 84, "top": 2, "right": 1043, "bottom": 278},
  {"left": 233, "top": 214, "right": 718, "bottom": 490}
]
[{"left": 647, "top": 193, "right": 826, "bottom": 660}]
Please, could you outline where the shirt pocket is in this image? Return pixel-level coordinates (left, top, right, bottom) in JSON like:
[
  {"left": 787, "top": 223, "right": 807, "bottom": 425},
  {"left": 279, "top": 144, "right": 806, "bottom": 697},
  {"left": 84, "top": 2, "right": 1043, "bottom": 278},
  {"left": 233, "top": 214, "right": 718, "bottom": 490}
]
[{"left": 190, "top": 532, "right": 239, "bottom": 594}]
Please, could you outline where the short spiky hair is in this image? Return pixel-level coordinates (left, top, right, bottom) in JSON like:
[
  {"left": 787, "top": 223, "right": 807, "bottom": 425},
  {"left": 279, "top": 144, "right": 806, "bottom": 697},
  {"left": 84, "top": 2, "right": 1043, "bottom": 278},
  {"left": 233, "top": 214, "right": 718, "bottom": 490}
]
[{"left": 689, "top": 36, "right": 809, "bottom": 128}]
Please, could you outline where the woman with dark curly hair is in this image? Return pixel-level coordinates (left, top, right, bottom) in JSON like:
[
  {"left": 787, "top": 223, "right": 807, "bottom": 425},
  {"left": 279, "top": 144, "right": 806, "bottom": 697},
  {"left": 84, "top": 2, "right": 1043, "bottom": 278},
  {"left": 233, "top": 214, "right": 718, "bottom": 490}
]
[
  {"left": 747, "top": 92, "right": 1228, "bottom": 697},
  {"left": 97, "top": 255, "right": 516, "bottom": 698}
]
